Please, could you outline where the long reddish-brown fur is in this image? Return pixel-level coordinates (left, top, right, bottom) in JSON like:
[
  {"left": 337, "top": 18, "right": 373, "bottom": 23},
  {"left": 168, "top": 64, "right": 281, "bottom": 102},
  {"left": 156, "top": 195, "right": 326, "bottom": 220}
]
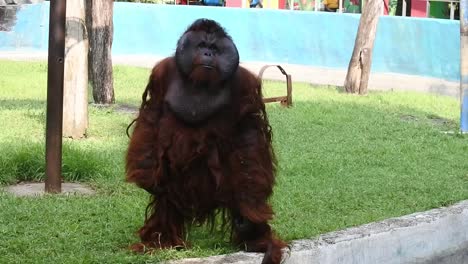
[{"left": 125, "top": 57, "right": 286, "bottom": 263}]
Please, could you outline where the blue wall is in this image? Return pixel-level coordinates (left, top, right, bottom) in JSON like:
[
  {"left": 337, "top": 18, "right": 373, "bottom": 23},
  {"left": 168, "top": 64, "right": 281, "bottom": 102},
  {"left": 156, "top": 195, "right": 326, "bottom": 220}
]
[
  {"left": 0, "top": 3, "right": 48, "bottom": 50},
  {"left": 0, "top": 2, "right": 460, "bottom": 81}
]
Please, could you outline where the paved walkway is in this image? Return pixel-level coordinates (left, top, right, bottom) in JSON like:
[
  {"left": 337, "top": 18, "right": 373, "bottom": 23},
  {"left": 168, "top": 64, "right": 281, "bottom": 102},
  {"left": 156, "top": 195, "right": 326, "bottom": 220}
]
[{"left": 0, "top": 51, "right": 460, "bottom": 98}]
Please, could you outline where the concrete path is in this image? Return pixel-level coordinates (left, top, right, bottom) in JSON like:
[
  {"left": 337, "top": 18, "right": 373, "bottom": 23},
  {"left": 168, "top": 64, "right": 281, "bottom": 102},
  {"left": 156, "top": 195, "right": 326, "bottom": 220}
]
[{"left": 0, "top": 51, "right": 460, "bottom": 98}]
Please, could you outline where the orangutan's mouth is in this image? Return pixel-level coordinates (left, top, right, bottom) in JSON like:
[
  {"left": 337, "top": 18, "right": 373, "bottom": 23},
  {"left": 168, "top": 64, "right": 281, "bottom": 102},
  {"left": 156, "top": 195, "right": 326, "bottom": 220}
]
[{"left": 196, "top": 64, "right": 215, "bottom": 70}]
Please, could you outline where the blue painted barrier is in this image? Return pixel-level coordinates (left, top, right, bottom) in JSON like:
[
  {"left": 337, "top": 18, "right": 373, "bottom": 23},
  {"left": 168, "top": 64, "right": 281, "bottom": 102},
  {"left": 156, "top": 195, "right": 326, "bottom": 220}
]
[
  {"left": 462, "top": 89, "right": 468, "bottom": 132},
  {"left": 0, "top": 3, "right": 48, "bottom": 50},
  {"left": 0, "top": 2, "right": 461, "bottom": 82}
]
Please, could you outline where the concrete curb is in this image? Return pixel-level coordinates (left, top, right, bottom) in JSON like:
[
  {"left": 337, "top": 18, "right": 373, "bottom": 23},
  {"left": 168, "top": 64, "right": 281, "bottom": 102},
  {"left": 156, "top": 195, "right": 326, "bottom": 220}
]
[{"left": 170, "top": 200, "right": 468, "bottom": 264}]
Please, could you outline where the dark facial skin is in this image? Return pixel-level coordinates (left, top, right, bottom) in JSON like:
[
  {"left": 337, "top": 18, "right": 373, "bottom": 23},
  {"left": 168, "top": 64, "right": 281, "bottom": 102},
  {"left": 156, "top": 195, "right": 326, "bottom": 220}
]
[
  {"left": 175, "top": 19, "right": 239, "bottom": 83},
  {"left": 165, "top": 19, "right": 240, "bottom": 125}
]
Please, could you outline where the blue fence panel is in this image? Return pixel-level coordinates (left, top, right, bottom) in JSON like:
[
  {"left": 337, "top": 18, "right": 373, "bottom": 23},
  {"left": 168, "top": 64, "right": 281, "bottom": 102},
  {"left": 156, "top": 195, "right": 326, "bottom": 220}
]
[{"left": 0, "top": 2, "right": 461, "bottom": 81}]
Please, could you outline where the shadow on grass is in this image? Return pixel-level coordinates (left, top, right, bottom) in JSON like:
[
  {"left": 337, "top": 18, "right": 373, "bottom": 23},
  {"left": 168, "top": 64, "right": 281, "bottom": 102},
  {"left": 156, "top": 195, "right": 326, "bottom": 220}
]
[
  {"left": 24, "top": 110, "right": 46, "bottom": 126},
  {"left": 0, "top": 140, "right": 119, "bottom": 185},
  {"left": 0, "top": 99, "right": 45, "bottom": 111}
]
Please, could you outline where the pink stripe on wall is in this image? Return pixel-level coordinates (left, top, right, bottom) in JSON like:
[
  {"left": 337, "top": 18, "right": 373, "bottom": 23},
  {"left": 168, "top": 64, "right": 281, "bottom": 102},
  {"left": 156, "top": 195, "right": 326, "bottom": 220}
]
[
  {"left": 226, "top": 0, "right": 243, "bottom": 7},
  {"left": 412, "top": 0, "right": 427, "bottom": 17}
]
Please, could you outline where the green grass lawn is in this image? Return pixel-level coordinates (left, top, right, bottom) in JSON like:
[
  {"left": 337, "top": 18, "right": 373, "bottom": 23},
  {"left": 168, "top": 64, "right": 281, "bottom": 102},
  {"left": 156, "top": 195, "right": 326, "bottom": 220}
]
[{"left": 0, "top": 60, "right": 467, "bottom": 263}]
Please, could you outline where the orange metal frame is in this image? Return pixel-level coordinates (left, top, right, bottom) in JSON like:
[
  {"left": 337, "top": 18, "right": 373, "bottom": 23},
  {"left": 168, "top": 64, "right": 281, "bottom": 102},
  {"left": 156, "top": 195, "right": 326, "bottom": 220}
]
[{"left": 259, "top": 65, "right": 293, "bottom": 107}]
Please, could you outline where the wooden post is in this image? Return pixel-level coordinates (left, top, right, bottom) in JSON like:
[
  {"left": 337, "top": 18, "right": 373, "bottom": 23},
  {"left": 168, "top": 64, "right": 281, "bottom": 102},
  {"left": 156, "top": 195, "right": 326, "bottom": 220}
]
[
  {"left": 344, "top": 0, "right": 382, "bottom": 95},
  {"left": 63, "top": 0, "right": 88, "bottom": 139},
  {"left": 460, "top": 0, "right": 468, "bottom": 132}
]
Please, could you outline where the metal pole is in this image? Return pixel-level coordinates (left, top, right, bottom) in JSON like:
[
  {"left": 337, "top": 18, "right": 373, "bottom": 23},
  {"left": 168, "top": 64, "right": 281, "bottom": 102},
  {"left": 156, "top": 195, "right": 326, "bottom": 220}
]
[
  {"left": 426, "top": 0, "right": 430, "bottom": 18},
  {"left": 45, "top": 0, "right": 67, "bottom": 193},
  {"left": 449, "top": 1, "right": 455, "bottom": 20},
  {"left": 339, "top": 0, "right": 343, "bottom": 12},
  {"left": 461, "top": 0, "right": 468, "bottom": 132},
  {"left": 460, "top": 0, "right": 468, "bottom": 133},
  {"left": 402, "top": 0, "right": 407, "bottom": 16}
]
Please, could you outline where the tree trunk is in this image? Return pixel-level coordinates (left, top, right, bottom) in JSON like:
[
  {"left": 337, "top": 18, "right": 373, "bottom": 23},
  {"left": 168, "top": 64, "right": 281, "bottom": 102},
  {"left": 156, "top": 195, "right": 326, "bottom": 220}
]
[
  {"left": 344, "top": 0, "right": 383, "bottom": 95},
  {"left": 63, "top": 0, "right": 88, "bottom": 139},
  {"left": 85, "top": 0, "right": 114, "bottom": 105}
]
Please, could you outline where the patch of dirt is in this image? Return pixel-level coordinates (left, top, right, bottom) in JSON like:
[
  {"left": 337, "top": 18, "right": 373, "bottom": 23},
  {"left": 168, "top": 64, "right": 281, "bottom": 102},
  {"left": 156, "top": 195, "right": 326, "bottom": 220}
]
[
  {"left": 400, "top": 114, "right": 456, "bottom": 129},
  {"left": 113, "top": 104, "right": 138, "bottom": 115},
  {"left": 4, "top": 182, "right": 95, "bottom": 197},
  {"left": 426, "top": 114, "right": 456, "bottom": 127},
  {"left": 399, "top": 114, "right": 421, "bottom": 124}
]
